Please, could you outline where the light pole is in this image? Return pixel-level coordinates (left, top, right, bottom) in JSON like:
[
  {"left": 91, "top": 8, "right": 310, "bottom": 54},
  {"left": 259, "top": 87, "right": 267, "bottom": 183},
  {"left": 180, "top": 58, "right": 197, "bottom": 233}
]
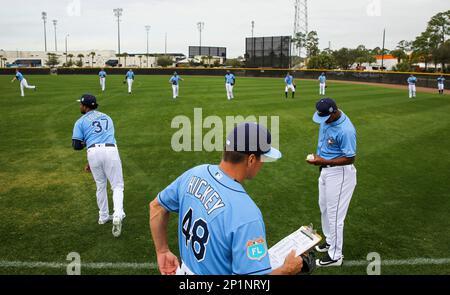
[
  {"left": 113, "top": 8, "right": 123, "bottom": 55},
  {"left": 65, "top": 34, "right": 69, "bottom": 64},
  {"left": 145, "top": 25, "right": 151, "bottom": 67},
  {"left": 251, "top": 21, "right": 255, "bottom": 38},
  {"left": 52, "top": 20, "right": 58, "bottom": 52},
  {"left": 197, "top": 22, "right": 205, "bottom": 56},
  {"left": 42, "top": 12, "right": 47, "bottom": 52}
]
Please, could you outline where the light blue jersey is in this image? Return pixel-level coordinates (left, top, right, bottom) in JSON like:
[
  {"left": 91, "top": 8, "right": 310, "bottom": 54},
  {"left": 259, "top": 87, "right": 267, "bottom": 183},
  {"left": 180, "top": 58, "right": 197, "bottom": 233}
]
[
  {"left": 407, "top": 76, "right": 417, "bottom": 85},
  {"left": 126, "top": 71, "right": 135, "bottom": 80},
  {"left": 316, "top": 112, "right": 357, "bottom": 160},
  {"left": 318, "top": 75, "right": 326, "bottom": 84},
  {"left": 285, "top": 75, "right": 294, "bottom": 85},
  {"left": 225, "top": 73, "right": 235, "bottom": 84},
  {"left": 15, "top": 72, "right": 24, "bottom": 82},
  {"left": 72, "top": 110, "right": 116, "bottom": 148},
  {"left": 158, "top": 164, "right": 272, "bottom": 275},
  {"left": 99, "top": 70, "right": 107, "bottom": 78},
  {"left": 437, "top": 77, "right": 445, "bottom": 84},
  {"left": 170, "top": 75, "right": 181, "bottom": 85}
]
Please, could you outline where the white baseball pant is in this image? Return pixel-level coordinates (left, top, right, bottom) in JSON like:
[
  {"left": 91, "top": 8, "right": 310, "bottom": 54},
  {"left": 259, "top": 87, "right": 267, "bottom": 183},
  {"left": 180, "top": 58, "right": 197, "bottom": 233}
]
[
  {"left": 20, "top": 79, "right": 36, "bottom": 97},
  {"left": 172, "top": 85, "right": 179, "bottom": 98},
  {"left": 127, "top": 78, "right": 133, "bottom": 93},
  {"left": 409, "top": 84, "right": 416, "bottom": 98},
  {"left": 285, "top": 84, "right": 296, "bottom": 92},
  {"left": 226, "top": 83, "right": 234, "bottom": 100},
  {"left": 320, "top": 83, "right": 326, "bottom": 95},
  {"left": 87, "top": 145, "right": 125, "bottom": 221},
  {"left": 318, "top": 164, "right": 357, "bottom": 260},
  {"left": 100, "top": 77, "right": 106, "bottom": 91},
  {"left": 438, "top": 83, "right": 444, "bottom": 91}
]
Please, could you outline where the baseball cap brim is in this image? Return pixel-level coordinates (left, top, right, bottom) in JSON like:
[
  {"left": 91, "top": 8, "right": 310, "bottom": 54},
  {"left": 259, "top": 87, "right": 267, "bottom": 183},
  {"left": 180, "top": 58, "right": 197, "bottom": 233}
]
[
  {"left": 262, "top": 147, "right": 282, "bottom": 160},
  {"left": 313, "top": 112, "right": 330, "bottom": 124}
]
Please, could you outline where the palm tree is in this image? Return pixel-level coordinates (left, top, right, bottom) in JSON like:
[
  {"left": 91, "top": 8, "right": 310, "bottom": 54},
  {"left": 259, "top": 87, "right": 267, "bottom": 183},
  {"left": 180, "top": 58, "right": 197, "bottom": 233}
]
[
  {"left": 89, "top": 51, "right": 96, "bottom": 67},
  {"left": 115, "top": 53, "right": 123, "bottom": 67},
  {"left": 0, "top": 55, "right": 3, "bottom": 67},
  {"left": 1, "top": 58, "right": 6, "bottom": 67},
  {"left": 122, "top": 52, "right": 129, "bottom": 67},
  {"left": 138, "top": 55, "right": 143, "bottom": 68},
  {"left": 77, "top": 54, "right": 85, "bottom": 67}
]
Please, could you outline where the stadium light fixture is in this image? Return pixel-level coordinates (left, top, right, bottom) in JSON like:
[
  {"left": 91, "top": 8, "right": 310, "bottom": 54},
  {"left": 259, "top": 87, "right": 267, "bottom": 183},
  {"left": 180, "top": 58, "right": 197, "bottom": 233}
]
[{"left": 113, "top": 8, "right": 123, "bottom": 55}]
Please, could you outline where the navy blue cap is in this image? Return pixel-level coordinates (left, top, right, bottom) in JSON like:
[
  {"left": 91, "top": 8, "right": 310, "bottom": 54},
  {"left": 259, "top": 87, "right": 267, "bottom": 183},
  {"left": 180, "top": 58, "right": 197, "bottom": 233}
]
[
  {"left": 313, "top": 98, "right": 337, "bottom": 124},
  {"left": 225, "top": 122, "right": 281, "bottom": 160},
  {"left": 77, "top": 94, "right": 98, "bottom": 108}
]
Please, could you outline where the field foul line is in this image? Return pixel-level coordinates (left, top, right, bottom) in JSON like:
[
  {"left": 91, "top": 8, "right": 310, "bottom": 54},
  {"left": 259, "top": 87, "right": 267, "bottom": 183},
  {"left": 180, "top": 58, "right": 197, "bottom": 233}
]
[{"left": 0, "top": 258, "right": 449, "bottom": 270}]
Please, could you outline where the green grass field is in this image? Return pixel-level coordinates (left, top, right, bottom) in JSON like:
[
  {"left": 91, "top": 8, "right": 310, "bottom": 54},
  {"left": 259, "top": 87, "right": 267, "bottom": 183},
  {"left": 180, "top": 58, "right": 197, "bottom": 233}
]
[{"left": 0, "top": 74, "right": 449, "bottom": 275}]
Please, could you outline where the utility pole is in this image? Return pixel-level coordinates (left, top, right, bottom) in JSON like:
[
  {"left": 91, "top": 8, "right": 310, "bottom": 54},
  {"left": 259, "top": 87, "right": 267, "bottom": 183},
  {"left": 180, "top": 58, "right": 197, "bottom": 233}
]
[
  {"left": 197, "top": 22, "right": 205, "bottom": 56},
  {"left": 52, "top": 20, "right": 57, "bottom": 52},
  {"left": 145, "top": 25, "right": 151, "bottom": 67},
  {"left": 113, "top": 8, "right": 123, "bottom": 54},
  {"left": 42, "top": 12, "right": 48, "bottom": 52}
]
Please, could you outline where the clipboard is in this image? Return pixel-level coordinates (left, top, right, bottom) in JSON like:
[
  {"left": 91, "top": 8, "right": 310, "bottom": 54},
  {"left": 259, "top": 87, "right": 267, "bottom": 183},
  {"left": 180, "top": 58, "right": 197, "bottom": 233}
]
[{"left": 269, "top": 224, "right": 322, "bottom": 269}]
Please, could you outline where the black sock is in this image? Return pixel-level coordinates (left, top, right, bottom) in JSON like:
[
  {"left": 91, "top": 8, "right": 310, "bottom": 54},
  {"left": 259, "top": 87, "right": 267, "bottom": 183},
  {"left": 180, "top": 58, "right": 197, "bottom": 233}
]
[
  {"left": 292, "top": 92, "right": 295, "bottom": 98},
  {"left": 285, "top": 92, "right": 287, "bottom": 98}
]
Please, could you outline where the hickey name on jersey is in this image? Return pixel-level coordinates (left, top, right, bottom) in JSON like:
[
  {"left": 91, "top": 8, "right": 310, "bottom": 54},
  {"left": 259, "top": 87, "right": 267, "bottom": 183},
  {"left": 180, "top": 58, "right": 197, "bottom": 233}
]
[{"left": 186, "top": 176, "right": 225, "bottom": 215}]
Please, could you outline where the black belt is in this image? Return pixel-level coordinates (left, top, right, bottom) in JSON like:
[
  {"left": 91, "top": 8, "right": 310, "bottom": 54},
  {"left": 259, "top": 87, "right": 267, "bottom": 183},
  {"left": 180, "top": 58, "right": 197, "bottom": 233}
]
[
  {"left": 88, "top": 143, "right": 116, "bottom": 149},
  {"left": 320, "top": 165, "right": 336, "bottom": 172}
]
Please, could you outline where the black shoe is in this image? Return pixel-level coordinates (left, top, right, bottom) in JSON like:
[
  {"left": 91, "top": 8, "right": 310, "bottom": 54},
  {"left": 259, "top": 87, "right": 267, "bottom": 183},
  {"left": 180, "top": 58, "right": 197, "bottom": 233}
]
[
  {"left": 315, "top": 242, "right": 330, "bottom": 253},
  {"left": 316, "top": 253, "right": 343, "bottom": 267}
]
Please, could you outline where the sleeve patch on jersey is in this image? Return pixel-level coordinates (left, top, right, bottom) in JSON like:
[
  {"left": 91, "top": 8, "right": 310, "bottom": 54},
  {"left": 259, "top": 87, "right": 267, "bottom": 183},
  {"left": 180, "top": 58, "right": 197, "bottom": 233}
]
[{"left": 246, "top": 238, "right": 268, "bottom": 261}]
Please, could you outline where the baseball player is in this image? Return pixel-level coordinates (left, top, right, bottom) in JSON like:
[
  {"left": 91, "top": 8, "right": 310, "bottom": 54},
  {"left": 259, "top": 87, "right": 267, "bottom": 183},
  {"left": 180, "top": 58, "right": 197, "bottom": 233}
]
[
  {"left": 306, "top": 98, "right": 357, "bottom": 267},
  {"left": 72, "top": 94, "right": 126, "bottom": 237},
  {"left": 150, "top": 122, "right": 311, "bottom": 275},
  {"left": 318, "top": 72, "right": 327, "bottom": 96},
  {"left": 125, "top": 69, "right": 135, "bottom": 94},
  {"left": 169, "top": 72, "right": 183, "bottom": 99},
  {"left": 99, "top": 68, "right": 107, "bottom": 92},
  {"left": 225, "top": 70, "right": 236, "bottom": 100},
  {"left": 407, "top": 74, "right": 417, "bottom": 99},
  {"left": 11, "top": 69, "right": 36, "bottom": 97},
  {"left": 437, "top": 75, "right": 445, "bottom": 95},
  {"left": 284, "top": 72, "right": 296, "bottom": 99}
]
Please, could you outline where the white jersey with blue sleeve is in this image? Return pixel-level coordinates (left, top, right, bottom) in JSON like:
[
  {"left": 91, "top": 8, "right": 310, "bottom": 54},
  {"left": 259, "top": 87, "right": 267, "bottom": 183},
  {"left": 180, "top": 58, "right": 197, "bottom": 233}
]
[
  {"left": 225, "top": 73, "right": 235, "bottom": 84},
  {"left": 407, "top": 76, "right": 417, "bottom": 85},
  {"left": 16, "top": 72, "right": 24, "bottom": 82},
  {"left": 99, "top": 71, "right": 107, "bottom": 78},
  {"left": 157, "top": 164, "right": 272, "bottom": 275},
  {"left": 72, "top": 111, "right": 116, "bottom": 148},
  {"left": 126, "top": 71, "right": 134, "bottom": 80},
  {"left": 316, "top": 112, "right": 357, "bottom": 160},
  {"left": 437, "top": 77, "right": 445, "bottom": 84}
]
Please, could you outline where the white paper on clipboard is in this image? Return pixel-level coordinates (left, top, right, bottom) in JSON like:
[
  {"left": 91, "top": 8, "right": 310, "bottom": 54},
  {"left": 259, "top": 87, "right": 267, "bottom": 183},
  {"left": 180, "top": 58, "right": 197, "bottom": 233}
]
[{"left": 269, "top": 225, "right": 322, "bottom": 269}]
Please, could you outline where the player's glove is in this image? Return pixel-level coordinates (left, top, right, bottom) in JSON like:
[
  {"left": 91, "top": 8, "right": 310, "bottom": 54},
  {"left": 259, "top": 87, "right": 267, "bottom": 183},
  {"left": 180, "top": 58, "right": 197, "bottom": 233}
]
[
  {"left": 298, "top": 251, "right": 316, "bottom": 275},
  {"left": 294, "top": 84, "right": 297, "bottom": 89}
]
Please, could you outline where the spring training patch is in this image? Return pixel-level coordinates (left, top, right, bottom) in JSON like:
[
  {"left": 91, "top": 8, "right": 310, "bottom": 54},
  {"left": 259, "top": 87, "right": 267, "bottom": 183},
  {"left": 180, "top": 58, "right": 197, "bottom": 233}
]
[{"left": 246, "top": 238, "right": 268, "bottom": 261}]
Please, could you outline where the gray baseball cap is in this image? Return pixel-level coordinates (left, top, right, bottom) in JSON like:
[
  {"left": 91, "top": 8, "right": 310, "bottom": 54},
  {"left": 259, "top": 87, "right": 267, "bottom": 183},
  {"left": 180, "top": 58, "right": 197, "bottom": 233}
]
[{"left": 225, "top": 122, "right": 282, "bottom": 160}]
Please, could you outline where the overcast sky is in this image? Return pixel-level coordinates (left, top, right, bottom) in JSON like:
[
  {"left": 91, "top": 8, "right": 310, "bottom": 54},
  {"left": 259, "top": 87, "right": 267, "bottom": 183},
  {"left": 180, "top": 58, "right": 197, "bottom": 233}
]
[{"left": 0, "top": 0, "right": 448, "bottom": 57}]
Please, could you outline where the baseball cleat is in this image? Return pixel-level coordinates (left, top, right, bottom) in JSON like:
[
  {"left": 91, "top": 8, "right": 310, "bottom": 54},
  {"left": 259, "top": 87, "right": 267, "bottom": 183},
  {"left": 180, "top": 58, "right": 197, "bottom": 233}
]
[
  {"left": 316, "top": 253, "right": 343, "bottom": 267},
  {"left": 98, "top": 215, "right": 113, "bottom": 225},
  {"left": 315, "top": 242, "right": 330, "bottom": 253},
  {"left": 112, "top": 216, "right": 122, "bottom": 238}
]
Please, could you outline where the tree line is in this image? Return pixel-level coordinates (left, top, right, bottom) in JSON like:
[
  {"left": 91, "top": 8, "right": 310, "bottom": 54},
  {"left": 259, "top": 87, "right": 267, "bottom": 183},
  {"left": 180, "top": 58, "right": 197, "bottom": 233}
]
[{"left": 293, "top": 10, "right": 450, "bottom": 72}]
